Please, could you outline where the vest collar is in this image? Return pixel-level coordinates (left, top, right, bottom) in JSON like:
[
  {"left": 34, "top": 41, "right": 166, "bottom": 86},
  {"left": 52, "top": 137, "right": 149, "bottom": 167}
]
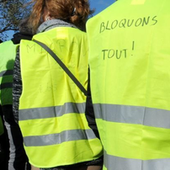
[{"left": 37, "top": 19, "right": 77, "bottom": 33}]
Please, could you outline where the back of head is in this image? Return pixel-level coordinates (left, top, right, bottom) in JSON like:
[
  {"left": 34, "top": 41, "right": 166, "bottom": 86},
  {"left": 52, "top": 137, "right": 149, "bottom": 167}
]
[
  {"left": 19, "top": 17, "right": 34, "bottom": 35},
  {"left": 29, "top": 0, "right": 93, "bottom": 32},
  {"left": 0, "top": 40, "right": 2, "bottom": 43}
]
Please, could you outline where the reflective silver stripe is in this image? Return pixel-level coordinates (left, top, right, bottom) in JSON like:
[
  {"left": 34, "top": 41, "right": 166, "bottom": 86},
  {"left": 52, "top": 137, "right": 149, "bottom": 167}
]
[
  {"left": 93, "top": 104, "right": 170, "bottom": 129},
  {"left": 24, "top": 129, "right": 95, "bottom": 146},
  {"left": 104, "top": 150, "right": 170, "bottom": 170},
  {"left": 0, "top": 70, "right": 13, "bottom": 77},
  {"left": 0, "top": 82, "right": 12, "bottom": 90},
  {"left": 19, "top": 102, "right": 85, "bottom": 120}
]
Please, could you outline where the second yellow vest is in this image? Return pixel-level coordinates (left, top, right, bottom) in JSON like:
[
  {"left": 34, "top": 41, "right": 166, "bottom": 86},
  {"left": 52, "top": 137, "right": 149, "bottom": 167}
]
[{"left": 19, "top": 27, "right": 103, "bottom": 168}]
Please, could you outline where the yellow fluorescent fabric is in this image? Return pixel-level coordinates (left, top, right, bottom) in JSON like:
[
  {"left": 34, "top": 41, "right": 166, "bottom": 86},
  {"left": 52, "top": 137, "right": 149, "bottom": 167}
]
[
  {"left": 0, "top": 40, "right": 18, "bottom": 134},
  {"left": 87, "top": 0, "right": 170, "bottom": 110},
  {"left": 103, "top": 165, "right": 107, "bottom": 170},
  {"left": 19, "top": 113, "right": 90, "bottom": 136},
  {"left": 19, "top": 27, "right": 103, "bottom": 167},
  {"left": 0, "top": 40, "right": 18, "bottom": 105},
  {"left": 87, "top": 0, "right": 170, "bottom": 169},
  {"left": 25, "top": 139, "right": 102, "bottom": 168},
  {"left": 131, "top": 0, "right": 146, "bottom": 5},
  {"left": 97, "top": 119, "right": 170, "bottom": 160},
  {"left": 20, "top": 29, "right": 87, "bottom": 109}
]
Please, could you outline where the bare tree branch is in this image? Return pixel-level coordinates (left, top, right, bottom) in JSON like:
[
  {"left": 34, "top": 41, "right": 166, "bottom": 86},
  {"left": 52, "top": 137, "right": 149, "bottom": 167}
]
[{"left": 0, "top": 0, "right": 31, "bottom": 41}]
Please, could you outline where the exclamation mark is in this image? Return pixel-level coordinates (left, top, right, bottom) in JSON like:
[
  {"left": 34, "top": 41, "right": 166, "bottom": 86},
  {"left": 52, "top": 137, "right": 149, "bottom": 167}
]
[{"left": 131, "top": 41, "right": 135, "bottom": 56}]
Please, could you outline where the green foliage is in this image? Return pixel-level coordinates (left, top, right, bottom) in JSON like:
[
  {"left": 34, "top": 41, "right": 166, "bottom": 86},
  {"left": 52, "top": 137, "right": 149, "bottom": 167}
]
[{"left": 0, "top": 0, "right": 31, "bottom": 41}]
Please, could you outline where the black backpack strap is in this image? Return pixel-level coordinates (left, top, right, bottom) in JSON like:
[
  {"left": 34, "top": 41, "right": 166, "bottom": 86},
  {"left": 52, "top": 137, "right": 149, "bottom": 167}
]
[{"left": 33, "top": 40, "right": 87, "bottom": 96}]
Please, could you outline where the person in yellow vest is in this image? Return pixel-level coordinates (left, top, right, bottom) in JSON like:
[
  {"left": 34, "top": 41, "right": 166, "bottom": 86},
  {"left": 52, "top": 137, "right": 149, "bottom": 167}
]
[
  {"left": 86, "top": 0, "right": 170, "bottom": 170},
  {"left": 0, "top": 39, "right": 8, "bottom": 170},
  {"left": 12, "top": 0, "right": 103, "bottom": 170},
  {"left": 0, "top": 18, "right": 34, "bottom": 170}
]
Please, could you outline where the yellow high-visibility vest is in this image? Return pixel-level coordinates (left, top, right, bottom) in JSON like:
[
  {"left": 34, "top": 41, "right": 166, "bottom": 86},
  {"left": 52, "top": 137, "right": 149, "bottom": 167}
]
[
  {"left": 0, "top": 40, "right": 18, "bottom": 135},
  {"left": 87, "top": 0, "right": 170, "bottom": 169},
  {"left": 0, "top": 40, "right": 18, "bottom": 105},
  {"left": 19, "top": 27, "right": 103, "bottom": 168}
]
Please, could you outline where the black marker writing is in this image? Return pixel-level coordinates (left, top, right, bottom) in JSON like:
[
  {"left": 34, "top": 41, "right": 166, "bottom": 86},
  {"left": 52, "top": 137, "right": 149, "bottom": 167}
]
[
  {"left": 102, "top": 49, "right": 127, "bottom": 60},
  {"left": 102, "top": 41, "right": 135, "bottom": 60},
  {"left": 131, "top": 41, "right": 135, "bottom": 56},
  {"left": 100, "top": 16, "right": 158, "bottom": 33}
]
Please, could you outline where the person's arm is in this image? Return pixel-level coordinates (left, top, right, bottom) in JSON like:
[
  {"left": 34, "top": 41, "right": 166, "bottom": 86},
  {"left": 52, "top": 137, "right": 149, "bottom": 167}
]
[
  {"left": 85, "top": 68, "right": 100, "bottom": 139},
  {"left": 12, "top": 48, "right": 22, "bottom": 123}
]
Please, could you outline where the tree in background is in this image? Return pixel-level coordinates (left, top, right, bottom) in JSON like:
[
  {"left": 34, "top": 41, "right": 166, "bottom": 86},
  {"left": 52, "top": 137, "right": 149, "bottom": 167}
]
[{"left": 0, "top": 0, "right": 31, "bottom": 41}]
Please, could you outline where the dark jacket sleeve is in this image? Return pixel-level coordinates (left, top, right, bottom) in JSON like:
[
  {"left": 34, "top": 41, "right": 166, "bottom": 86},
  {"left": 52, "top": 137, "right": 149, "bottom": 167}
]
[
  {"left": 12, "top": 48, "right": 22, "bottom": 123},
  {"left": 85, "top": 69, "right": 100, "bottom": 139}
]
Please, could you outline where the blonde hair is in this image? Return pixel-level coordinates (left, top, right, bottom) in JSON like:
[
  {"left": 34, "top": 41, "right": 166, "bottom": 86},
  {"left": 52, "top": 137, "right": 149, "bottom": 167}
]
[{"left": 29, "top": 0, "right": 93, "bottom": 32}]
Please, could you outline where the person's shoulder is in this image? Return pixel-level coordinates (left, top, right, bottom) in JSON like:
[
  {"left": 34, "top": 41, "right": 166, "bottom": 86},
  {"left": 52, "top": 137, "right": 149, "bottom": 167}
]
[{"left": 0, "top": 40, "right": 13, "bottom": 49}]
